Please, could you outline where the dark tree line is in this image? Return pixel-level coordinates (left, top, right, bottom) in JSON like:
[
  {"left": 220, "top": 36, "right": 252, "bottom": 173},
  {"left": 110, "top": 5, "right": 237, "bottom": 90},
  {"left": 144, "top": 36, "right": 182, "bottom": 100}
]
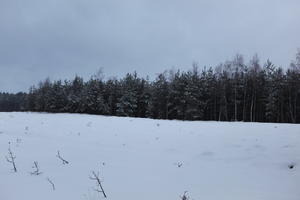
[
  {"left": 1, "top": 52, "right": 300, "bottom": 123},
  {"left": 0, "top": 92, "right": 27, "bottom": 111}
]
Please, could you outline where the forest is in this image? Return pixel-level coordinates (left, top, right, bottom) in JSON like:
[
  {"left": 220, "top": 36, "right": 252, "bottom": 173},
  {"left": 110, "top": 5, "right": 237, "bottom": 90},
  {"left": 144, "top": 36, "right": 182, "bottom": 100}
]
[{"left": 1, "top": 53, "right": 300, "bottom": 123}]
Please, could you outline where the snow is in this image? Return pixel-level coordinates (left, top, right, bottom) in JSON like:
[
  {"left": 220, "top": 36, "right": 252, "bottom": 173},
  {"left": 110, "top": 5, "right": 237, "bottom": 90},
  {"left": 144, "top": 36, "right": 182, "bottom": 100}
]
[{"left": 0, "top": 112, "right": 299, "bottom": 200}]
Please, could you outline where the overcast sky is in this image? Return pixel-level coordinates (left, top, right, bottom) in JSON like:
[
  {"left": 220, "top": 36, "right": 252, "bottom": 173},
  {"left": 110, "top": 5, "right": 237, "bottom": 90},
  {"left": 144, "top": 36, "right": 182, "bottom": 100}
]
[{"left": 1, "top": 0, "right": 300, "bottom": 92}]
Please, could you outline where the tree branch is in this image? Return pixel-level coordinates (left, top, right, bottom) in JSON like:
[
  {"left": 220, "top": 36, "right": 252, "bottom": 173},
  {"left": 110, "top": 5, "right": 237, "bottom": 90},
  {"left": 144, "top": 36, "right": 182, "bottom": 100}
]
[
  {"left": 90, "top": 170, "right": 107, "bottom": 198},
  {"left": 56, "top": 151, "right": 69, "bottom": 164},
  {"left": 30, "top": 161, "right": 42, "bottom": 175},
  {"left": 46, "top": 177, "right": 55, "bottom": 191},
  {"left": 5, "top": 147, "right": 17, "bottom": 172}
]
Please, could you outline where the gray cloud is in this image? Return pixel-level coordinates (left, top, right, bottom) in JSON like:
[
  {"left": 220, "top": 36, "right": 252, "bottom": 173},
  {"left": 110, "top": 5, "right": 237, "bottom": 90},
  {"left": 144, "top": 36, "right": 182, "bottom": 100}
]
[{"left": 1, "top": 0, "right": 300, "bottom": 92}]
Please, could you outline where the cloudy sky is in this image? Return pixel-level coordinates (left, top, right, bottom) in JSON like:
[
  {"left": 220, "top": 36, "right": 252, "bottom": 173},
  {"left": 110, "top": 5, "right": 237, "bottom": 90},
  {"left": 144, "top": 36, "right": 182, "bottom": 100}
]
[{"left": 1, "top": 0, "right": 300, "bottom": 92}]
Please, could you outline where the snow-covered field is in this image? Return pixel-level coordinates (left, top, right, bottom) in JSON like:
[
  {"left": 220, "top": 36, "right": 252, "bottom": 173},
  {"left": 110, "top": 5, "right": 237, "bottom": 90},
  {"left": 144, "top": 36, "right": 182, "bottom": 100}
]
[{"left": 0, "top": 112, "right": 299, "bottom": 200}]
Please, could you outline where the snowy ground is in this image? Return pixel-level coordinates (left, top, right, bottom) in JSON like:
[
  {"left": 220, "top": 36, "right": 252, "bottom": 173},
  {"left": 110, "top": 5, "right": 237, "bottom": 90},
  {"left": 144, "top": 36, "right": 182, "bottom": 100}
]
[{"left": 0, "top": 112, "right": 299, "bottom": 200}]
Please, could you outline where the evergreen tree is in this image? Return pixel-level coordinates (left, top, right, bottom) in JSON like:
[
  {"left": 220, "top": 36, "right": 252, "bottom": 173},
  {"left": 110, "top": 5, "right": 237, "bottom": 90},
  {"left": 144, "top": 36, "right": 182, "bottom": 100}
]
[{"left": 1, "top": 51, "right": 300, "bottom": 123}]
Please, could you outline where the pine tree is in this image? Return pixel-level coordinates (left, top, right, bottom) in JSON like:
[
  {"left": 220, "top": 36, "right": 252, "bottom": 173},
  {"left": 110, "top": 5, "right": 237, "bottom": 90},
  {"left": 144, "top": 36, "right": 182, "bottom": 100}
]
[
  {"left": 116, "top": 73, "right": 139, "bottom": 117},
  {"left": 149, "top": 73, "right": 170, "bottom": 119}
]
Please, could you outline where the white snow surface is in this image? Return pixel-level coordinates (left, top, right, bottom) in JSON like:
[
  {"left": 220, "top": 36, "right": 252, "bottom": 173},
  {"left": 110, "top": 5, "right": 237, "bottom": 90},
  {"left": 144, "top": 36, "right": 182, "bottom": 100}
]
[{"left": 0, "top": 112, "right": 299, "bottom": 200}]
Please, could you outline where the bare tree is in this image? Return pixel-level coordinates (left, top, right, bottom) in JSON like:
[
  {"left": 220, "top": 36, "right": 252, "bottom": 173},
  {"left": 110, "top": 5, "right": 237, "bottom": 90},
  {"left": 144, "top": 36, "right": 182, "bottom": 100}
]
[
  {"left": 56, "top": 151, "right": 69, "bottom": 165},
  {"left": 89, "top": 171, "right": 107, "bottom": 198},
  {"left": 232, "top": 54, "right": 245, "bottom": 121},
  {"left": 5, "top": 147, "right": 17, "bottom": 172},
  {"left": 249, "top": 54, "right": 261, "bottom": 122},
  {"left": 46, "top": 177, "right": 55, "bottom": 191},
  {"left": 30, "top": 161, "right": 42, "bottom": 175}
]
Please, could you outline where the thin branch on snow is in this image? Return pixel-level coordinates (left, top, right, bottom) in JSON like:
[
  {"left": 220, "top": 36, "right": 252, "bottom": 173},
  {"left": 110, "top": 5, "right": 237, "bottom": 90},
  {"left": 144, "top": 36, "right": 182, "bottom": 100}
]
[
  {"left": 177, "top": 162, "right": 183, "bottom": 168},
  {"left": 89, "top": 171, "right": 107, "bottom": 198},
  {"left": 30, "top": 161, "right": 42, "bottom": 175},
  {"left": 5, "top": 147, "right": 17, "bottom": 172},
  {"left": 56, "top": 151, "right": 69, "bottom": 165},
  {"left": 180, "top": 191, "right": 189, "bottom": 200},
  {"left": 46, "top": 177, "right": 55, "bottom": 191}
]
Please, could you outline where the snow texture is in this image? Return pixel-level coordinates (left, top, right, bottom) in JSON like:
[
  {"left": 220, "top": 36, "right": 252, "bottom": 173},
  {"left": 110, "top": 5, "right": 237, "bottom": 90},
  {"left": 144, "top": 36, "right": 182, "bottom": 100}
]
[{"left": 0, "top": 112, "right": 299, "bottom": 200}]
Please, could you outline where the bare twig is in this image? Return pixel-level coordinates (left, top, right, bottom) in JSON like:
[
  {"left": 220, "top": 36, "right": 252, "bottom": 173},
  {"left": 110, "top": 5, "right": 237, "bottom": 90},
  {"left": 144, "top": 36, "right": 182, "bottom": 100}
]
[
  {"left": 5, "top": 147, "right": 17, "bottom": 172},
  {"left": 89, "top": 171, "right": 107, "bottom": 198},
  {"left": 177, "top": 162, "right": 183, "bottom": 168},
  {"left": 56, "top": 151, "right": 69, "bottom": 164},
  {"left": 180, "top": 191, "right": 189, "bottom": 200},
  {"left": 46, "top": 177, "right": 55, "bottom": 191},
  {"left": 30, "top": 161, "right": 42, "bottom": 175}
]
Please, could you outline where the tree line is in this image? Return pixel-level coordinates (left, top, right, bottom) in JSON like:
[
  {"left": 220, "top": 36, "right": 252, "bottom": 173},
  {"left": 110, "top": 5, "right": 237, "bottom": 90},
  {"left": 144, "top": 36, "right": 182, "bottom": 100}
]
[{"left": 1, "top": 52, "right": 300, "bottom": 123}]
